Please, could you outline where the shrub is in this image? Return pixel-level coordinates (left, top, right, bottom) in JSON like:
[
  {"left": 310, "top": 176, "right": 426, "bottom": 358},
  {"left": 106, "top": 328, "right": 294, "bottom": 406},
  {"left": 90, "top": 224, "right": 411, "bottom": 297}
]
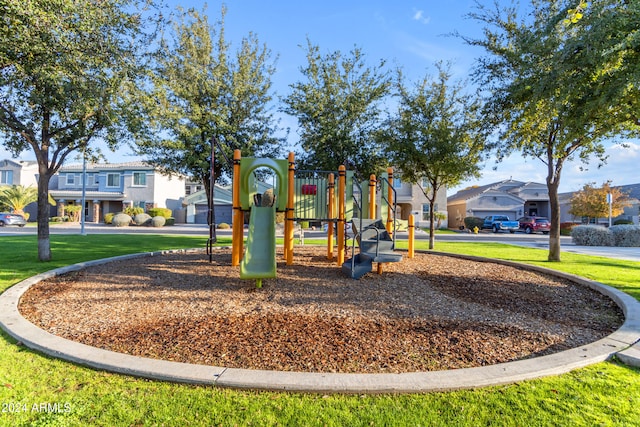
[
  {"left": 560, "top": 222, "right": 578, "bottom": 236},
  {"left": 104, "top": 212, "right": 115, "bottom": 224},
  {"left": 124, "top": 207, "right": 144, "bottom": 217},
  {"left": 571, "top": 225, "right": 612, "bottom": 246},
  {"left": 609, "top": 225, "right": 640, "bottom": 247},
  {"left": 50, "top": 216, "right": 65, "bottom": 223},
  {"left": 614, "top": 219, "right": 634, "bottom": 225},
  {"left": 464, "top": 216, "right": 484, "bottom": 230},
  {"left": 151, "top": 216, "right": 166, "bottom": 227},
  {"left": 147, "top": 207, "right": 172, "bottom": 218},
  {"left": 112, "top": 213, "right": 132, "bottom": 227},
  {"left": 217, "top": 222, "right": 230, "bottom": 229},
  {"left": 64, "top": 205, "right": 82, "bottom": 222},
  {"left": 165, "top": 217, "right": 175, "bottom": 226},
  {"left": 133, "top": 213, "right": 152, "bottom": 226}
]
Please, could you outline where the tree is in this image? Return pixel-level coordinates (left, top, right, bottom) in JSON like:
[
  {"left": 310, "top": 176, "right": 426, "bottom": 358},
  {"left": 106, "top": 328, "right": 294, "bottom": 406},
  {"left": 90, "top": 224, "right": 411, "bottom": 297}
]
[
  {"left": 569, "top": 181, "right": 632, "bottom": 223},
  {"left": 561, "top": 0, "right": 640, "bottom": 128},
  {"left": 0, "top": 0, "right": 156, "bottom": 260},
  {"left": 282, "top": 39, "right": 391, "bottom": 178},
  {"left": 380, "top": 63, "right": 490, "bottom": 249},
  {"left": 135, "top": 6, "right": 284, "bottom": 224},
  {"left": 0, "top": 184, "right": 54, "bottom": 219},
  {"left": 464, "top": 0, "right": 640, "bottom": 261}
]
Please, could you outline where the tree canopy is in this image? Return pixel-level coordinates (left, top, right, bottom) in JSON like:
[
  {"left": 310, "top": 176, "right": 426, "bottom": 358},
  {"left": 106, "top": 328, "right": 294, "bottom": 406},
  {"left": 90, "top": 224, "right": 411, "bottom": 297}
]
[
  {"left": 569, "top": 181, "right": 632, "bottom": 223},
  {"left": 465, "top": 0, "right": 640, "bottom": 261},
  {"left": 0, "top": 0, "right": 156, "bottom": 260},
  {"left": 282, "top": 39, "right": 391, "bottom": 178},
  {"left": 380, "top": 63, "right": 490, "bottom": 249},
  {"left": 135, "top": 6, "right": 284, "bottom": 197}
]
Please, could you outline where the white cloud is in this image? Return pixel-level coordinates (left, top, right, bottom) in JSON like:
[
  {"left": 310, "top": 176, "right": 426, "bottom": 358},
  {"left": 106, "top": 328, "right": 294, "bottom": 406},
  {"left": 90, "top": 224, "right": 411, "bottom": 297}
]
[{"left": 412, "top": 9, "right": 431, "bottom": 25}]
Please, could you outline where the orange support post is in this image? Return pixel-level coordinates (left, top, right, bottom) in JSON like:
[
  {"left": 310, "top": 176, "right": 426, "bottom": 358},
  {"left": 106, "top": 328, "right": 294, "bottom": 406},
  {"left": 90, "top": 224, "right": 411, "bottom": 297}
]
[
  {"left": 285, "top": 152, "right": 295, "bottom": 265},
  {"left": 386, "top": 167, "right": 394, "bottom": 236},
  {"left": 337, "top": 165, "right": 346, "bottom": 266},
  {"left": 231, "top": 149, "right": 243, "bottom": 266},
  {"left": 327, "top": 173, "right": 335, "bottom": 260},
  {"left": 408, "top": 214, "right": 415, "bottom": 258},
  {"left": 368, "top": 174, "right": 376, "bottom": 219}
]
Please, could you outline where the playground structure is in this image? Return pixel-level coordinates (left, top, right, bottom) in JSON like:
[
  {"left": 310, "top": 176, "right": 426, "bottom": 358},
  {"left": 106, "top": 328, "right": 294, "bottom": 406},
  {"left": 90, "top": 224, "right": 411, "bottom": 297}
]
[{"left": 229, "top": 150, "right": 416, "bottom": 286}]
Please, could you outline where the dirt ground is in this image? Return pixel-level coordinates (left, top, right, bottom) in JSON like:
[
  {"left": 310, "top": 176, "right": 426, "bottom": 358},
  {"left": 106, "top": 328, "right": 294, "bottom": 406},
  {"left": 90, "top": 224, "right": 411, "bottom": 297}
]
[{"left": 19, "top": 246, "right": 623, "bottom": 373}]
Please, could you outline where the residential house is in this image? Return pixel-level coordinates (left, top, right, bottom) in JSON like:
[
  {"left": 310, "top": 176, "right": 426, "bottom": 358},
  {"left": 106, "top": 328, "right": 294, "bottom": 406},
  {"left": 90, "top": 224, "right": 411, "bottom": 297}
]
[
  {"left": 49, "top": 161, "right": 186, "bottom": 223},
  {"left": 183, "top": 180, "right": 273, "bottom": 225},
  {"left": 0, "top": 159, "right": 40, "bottom": 219},
  {"left": 447, "top": 180, "right": 550, "bottom": 229},
  {"left": 559, "top": 183, "right": 640, "bottom": 225},
  {"left": 391, "top": 177, "right": 448, "bottom": 228},
  {"left": 0, "top": 159, "right": 39, "bottom": 188}
]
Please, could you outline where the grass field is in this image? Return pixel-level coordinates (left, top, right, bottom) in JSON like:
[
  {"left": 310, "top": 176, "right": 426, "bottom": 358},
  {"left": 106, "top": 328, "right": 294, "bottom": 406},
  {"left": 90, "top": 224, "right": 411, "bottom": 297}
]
[{"left": 1, "top": 234, "right": 640, "bottom": 426}]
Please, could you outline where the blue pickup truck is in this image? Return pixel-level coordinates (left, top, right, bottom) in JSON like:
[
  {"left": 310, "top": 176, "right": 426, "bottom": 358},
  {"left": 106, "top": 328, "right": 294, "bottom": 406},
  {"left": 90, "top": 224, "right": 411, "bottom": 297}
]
[{"left": 482, "top": 215, "right": 520, "bottom": 233}]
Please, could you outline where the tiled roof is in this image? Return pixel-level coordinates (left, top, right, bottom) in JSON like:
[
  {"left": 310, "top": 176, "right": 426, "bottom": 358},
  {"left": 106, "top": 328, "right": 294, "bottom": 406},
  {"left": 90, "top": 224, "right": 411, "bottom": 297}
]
[
  {"left": 447, "top": 179, "right": 528, "bottom": 203},
  {"left": 60, "top": 161, "right": 153, "bottom": 172}
]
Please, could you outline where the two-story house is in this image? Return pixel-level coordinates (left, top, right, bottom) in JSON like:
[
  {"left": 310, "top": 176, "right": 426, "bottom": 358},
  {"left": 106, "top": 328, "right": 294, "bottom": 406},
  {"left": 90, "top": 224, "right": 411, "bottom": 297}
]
[
  {"left": 0, "top": 159, "right": 39, "bottom": 188},
  {"left": 49, "top": 161, "right": 186, "bottom": 223},
  {"left": 391, "top": 177, "right": 448, "bottom": 228}
]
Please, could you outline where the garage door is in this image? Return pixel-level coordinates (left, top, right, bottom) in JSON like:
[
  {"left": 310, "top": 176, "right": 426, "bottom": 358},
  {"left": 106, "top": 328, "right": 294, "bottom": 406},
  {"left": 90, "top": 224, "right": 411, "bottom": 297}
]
[{"left": 195, "top": 204, "right": 232, "bottom": 225}]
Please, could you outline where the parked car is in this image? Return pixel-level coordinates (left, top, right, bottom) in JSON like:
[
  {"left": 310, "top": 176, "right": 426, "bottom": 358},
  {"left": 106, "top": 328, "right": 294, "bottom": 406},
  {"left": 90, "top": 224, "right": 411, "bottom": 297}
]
[
  {"left": 482, "top": 215, "right": 520, "bottom": 233},
  {"left": 0, "top": 212, "right": 27, "bottom": 227},
  {"left": 518, "top": 216, "right": 550, "bottom": 234}
]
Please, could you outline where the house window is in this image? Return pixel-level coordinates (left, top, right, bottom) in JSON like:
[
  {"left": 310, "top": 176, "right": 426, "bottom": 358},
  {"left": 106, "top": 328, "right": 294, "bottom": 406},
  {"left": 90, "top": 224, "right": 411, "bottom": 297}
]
[
  {"left": 66, "top": 174, "right": 75, "bottom": 185},
  {"left": 393, "top": 177, "right": 402, "bottom": 188},
  {"left": 94, "top": 174, "right": 100, "bottom": 185},
  {"left": 422, "top": 203, "right": 439, "bottom": 221},
  {"left": 107, "top": 173, "right": 120, "bottom": 187},
  {"left": 0, "top": 170, "right": 13, "bottom": 185},
  {"left": 133, "top": 172, "right": 147, "bottom": 186}
]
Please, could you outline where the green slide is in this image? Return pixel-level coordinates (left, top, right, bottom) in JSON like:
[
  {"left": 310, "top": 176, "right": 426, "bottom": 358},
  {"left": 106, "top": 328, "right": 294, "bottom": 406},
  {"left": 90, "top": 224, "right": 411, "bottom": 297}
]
[{"left": 240, "top": 205, "right": 277, "bottom": 288}]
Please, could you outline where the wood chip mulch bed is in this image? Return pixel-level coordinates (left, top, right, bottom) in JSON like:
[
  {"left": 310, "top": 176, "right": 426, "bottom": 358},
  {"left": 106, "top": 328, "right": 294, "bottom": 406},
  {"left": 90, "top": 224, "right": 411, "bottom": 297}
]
[{"left": 18, "top": 246, "right": 623, "bottom": 373}]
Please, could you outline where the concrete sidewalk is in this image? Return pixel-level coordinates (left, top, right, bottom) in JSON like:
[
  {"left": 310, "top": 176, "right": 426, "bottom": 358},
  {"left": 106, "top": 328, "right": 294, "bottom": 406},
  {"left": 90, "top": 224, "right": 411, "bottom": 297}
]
[{"left": 1, "top": 250, "right": 640, "bottom": 393}]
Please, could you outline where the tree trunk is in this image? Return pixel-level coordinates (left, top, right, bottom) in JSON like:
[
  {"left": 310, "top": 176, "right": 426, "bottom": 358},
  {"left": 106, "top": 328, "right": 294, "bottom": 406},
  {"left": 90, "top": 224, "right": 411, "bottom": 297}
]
[
  {"left": 547, "top": 180, "right": 561, "bottom": 262},
  {"left": 37, "top": 170, "right": 52, "bottom": 261},
  {"left": 428, "top": 195, "right": 436, "bottom": 250}
]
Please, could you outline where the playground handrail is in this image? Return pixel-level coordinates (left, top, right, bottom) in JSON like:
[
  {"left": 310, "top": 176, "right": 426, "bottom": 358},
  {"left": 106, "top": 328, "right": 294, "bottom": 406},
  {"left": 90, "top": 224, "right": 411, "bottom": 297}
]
[{"left": 378, "top": 175, "right": 398, "bottom": 249}]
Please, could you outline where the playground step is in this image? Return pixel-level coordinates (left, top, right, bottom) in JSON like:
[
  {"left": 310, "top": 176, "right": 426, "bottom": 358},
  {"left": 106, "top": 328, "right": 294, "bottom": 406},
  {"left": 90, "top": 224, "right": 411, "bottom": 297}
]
[
  {"left": 361, "top": 250, "right": 403, "bottom": 263},
  {"left": 359, "top": 239, "right": 394, "bottom": 254},
  {"left": 341, "top": 253, "right": 373, "bottom": 279},
  {"left": 351, "top": 218, "right": 401, "bottom": 263}
]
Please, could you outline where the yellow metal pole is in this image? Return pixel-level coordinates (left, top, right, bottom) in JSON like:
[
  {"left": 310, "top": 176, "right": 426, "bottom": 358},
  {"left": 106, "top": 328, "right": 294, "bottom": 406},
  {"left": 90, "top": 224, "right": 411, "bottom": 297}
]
[
  {"left": 337, "top": 165, "right": 346, "bottom": 266},
  {"left": 408, "top": 214, "right": 415, "bottom": 258},
  {"left": 232, "top": 149, "right": 242, "bottom": 266},
  {"left": 327, "top": 173, "right": 335, "bottom": 260},
  {"left": 386, "top": 167, "right": 394, "bottom": 236},
  {"left": 368, "top": 174, "right": 376, "bottom": 219},
  {"left": 285, "top": 152, "right": 295, "bottom": 265}
]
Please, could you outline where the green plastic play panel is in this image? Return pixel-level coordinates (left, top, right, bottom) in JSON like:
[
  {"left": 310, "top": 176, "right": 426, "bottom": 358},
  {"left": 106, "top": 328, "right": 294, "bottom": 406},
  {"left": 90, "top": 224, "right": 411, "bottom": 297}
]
[{"left": 239, "top": 157, "right": 289, "bottom": 211}]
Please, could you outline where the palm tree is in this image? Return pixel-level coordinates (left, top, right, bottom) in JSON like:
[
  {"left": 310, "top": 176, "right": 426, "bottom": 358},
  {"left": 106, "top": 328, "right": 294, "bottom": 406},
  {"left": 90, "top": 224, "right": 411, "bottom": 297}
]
[{"left": 0, "top": 185, "right": 54, "bottom": 220}]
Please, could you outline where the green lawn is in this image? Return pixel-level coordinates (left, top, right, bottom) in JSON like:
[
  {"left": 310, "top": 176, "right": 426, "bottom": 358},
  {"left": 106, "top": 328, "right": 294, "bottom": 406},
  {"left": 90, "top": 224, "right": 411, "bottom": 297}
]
[{"left": 1, "top": 234, "right": 640, "bottom": 426}]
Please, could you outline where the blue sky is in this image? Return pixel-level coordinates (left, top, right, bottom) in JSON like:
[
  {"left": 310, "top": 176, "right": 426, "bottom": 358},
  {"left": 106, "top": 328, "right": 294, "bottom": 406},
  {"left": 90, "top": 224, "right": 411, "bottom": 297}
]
[{"left": 2, "top": 1, "right": 638, "bottom": 194}]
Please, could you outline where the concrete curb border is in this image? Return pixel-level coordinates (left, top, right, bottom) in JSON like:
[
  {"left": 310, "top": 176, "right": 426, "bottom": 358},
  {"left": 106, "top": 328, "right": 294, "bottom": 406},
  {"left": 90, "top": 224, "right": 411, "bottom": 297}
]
[{"left": 1, "top": 249, "right": 640, "bottom": 394}]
